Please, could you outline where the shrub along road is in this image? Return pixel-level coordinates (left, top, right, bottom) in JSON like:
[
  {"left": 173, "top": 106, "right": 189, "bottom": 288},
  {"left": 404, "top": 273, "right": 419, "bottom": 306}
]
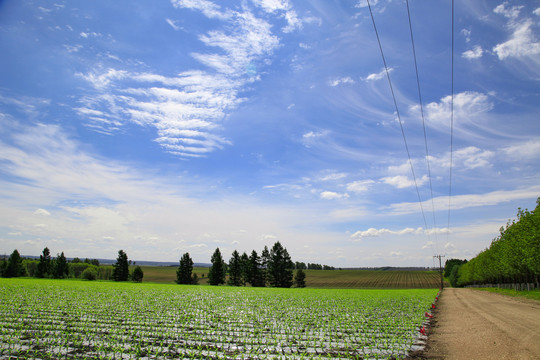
[{"left": 422, "top": 288, "right": 540, "bottom": 359}]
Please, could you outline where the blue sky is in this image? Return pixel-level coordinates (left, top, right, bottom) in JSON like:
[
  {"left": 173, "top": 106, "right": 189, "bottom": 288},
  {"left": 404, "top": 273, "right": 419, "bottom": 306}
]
[{"left": 1, "top": 0, "right": 539, "bottom": 267}]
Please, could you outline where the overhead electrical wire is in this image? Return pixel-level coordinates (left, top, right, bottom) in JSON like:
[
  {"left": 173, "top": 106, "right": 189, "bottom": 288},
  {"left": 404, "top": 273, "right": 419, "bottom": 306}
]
[
  {"left": 405, "top": 0, "right": 439, "bottom": 252},
  {"left": 447, "top": 0, "right": 455, "bottom": 244},
  {"left": 366, "top": 0, "right": 431, "bottom": 240}
]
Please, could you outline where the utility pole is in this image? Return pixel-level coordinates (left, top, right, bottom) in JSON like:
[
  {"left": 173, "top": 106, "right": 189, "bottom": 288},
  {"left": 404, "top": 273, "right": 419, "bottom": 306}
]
[{"left": 433, "top": 255, "right": 445, "bottom": 289}]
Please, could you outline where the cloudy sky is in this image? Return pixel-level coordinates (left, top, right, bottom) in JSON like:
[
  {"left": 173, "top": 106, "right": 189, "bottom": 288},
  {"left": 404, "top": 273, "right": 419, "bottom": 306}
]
[{"left": 1, "top": 0, "right": 539, "bottom": 267}]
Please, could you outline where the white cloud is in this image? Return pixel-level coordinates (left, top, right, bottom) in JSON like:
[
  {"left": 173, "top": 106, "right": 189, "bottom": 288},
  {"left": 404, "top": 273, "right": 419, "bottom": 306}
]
[
  {"left": 301, "top": 130, "right": 329, "bottom": 147},
  {"left": 493, "top": 3, "right": 523, "bottom": 20},
  {"left": 166, "top": 18, "right": 182, "bottom": 31},
  {"left": 355, "top": 0, "right": 378, "bottom": 8},
  {"left": 351, "top": 227, "right": 419, "bottom": 239},
  {"left": 319, "top": 172, "right": 347, "bottom": 181},
  {"left": 346, "top": 180, "right": 375, "bottom": 193},
  {"left": 534, "top": 7, "right": 540, "bottom": 16},
  {"left": 320, "top": 191, "right": 349, "bottom": 200},
  {"left": 77, "top": 2, "right": 287, "bottom": 157},
  {"left": 461, "top": 28, "right": 471, "bottom": 43},
  {"left": 462, "top": 45, "right": 483, "bottom": 59},
  {"left": 351, "top": 226, "right": 449, "bottom": 240},
  {"left": 501, "top": 139, "right": 540, "bottom": 161},
  {"left": 34, "top": 208, "right": 51, "bottom": 216},
  {"left": 328, "top": 77, "right": 355, "bottom": 87},
  {"left": 389, "top": 185, "right": 540, "bottom": 215},
  {"left": 381, "top": 175, "right": 428, "bottom": 189},
  {"left": 171, "top": 0, "right": 230, "bottom": 20},
  {"left": 362, "top": 68, "right": 392, "bottom": 82},
  {"left": 491, "top": 3, "right": 540, "bottom": 60},
  {"left": 417, "top": 91, "right": 493, "bottom": 127},
  {"left": 493, "top": 19, "right": 540, "bottom": 59}
]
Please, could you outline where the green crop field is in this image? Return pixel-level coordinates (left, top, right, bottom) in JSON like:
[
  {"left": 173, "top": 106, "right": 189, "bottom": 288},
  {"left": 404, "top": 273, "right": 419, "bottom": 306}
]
[
  {"left": 0, "top": 278, "right": 438, "bottom": 359},
  {"left": 139, "top": 266, "right": 446, "bottom": 288}
]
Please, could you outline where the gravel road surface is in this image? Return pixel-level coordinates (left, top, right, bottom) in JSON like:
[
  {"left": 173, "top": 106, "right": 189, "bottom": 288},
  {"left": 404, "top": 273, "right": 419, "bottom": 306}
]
[{"left": 422, "top": 287, "right": 540, "bottom": 359}]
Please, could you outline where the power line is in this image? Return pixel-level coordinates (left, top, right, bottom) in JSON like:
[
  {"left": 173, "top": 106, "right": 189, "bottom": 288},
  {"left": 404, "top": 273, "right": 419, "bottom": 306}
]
[
  {"left": 366, "top": 0, "right": 431, "bottom": 238},
  {"left": 447, "top": 0, "right": 455, "bottom": 241},
  {"left": 405, "top": 0, "right": 439, "bottom": 251}
]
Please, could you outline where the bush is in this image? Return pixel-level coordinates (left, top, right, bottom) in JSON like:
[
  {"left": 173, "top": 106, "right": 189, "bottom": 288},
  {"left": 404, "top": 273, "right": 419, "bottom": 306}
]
[
  {"left": 82, "top": 267, "right": 97, "bottom": 281},
  {"left": 132, "top": 266, "right": 144, "bottom": 283}
]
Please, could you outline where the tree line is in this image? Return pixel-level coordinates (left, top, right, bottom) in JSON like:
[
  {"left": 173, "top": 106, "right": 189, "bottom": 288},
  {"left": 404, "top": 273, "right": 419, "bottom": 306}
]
[
  {"left": 1, "top": 241, "right": 319, "bottom": 288},
  {"left": 445, "top": 198, "right": 540, "bottom": 288},
  {"left": 177, "top": 241, "right": 306, "bottom": 288},
  {"left": 0, "top": 248, "right": 143, "bottom": 282}
]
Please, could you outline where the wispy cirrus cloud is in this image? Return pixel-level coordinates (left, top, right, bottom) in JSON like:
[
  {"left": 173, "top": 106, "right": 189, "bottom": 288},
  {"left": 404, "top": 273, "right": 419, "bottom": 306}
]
[{"left": 76, "top": 0, "right": 298, "bottom": 157}]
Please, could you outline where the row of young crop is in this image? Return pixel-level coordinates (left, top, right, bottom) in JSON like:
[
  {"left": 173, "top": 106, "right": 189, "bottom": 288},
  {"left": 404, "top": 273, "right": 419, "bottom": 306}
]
[{"left": 0, "top": 279, "right": 437, "bottom": 359}]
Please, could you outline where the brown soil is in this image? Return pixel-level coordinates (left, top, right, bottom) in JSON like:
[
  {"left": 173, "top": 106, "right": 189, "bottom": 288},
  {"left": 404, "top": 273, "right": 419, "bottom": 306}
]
[{"left": 418, "top": 288, "right": 540, "bottom": 359}]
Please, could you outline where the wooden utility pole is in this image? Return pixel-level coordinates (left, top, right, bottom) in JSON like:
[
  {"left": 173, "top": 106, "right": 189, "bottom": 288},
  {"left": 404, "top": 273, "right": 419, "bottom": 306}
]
[{"left": 434, "top": 255, "right": 445, "bottom": 289}]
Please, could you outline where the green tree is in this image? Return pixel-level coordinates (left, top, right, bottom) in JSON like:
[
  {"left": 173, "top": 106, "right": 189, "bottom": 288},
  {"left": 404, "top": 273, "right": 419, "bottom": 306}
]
[
  {"left": 267, "top": 241, "right": 294, "bottom": 288},
  {"left": 208, "top": 248, "right": 226, "bottom": 286},
  {"left": 240, "top": 251, "right": 250, "bottom": 286},
  {"left": 261, "top": 245, "right": 270, "bottom": 286},
  {"left": 53, "top": 252, "right": 69, "bottom": 279},
  {"left": 294, "top": 269, "right": 306, "bottom": 288},
  {"left": 36, "top": 247, "right": 52, "bottom": 278},
  {"left": 82, "top": 267, "right": 97, "bottom": 280},
  {"left": 228, "top": 250, "right": 242, "bottom": 286},
  {"left": 4, "top": 250, "right": 25, "bottom": 278},
  {"left": 132, "top": 266, "right": 144, "bottom": 283},
  {"left": 248, "top": 250, "right": 265, "bottom": 287},
  {"left": 112, "top": 250, "right": 130, "bottom": 281},
  {"left": 443, "top": 259, "right": 467, "bottom": 278},
  {"left": 176, "top": 252, "right": 194, "bottom": 284}
]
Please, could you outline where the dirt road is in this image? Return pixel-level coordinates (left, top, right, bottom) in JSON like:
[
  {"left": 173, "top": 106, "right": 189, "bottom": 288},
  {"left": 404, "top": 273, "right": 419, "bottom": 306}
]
[{"left": 422, "top": 288, "right": 540, "bottom": 359}]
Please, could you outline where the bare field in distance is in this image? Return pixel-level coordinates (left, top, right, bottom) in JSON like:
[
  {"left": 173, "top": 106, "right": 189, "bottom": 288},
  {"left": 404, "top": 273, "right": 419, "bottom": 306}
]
[{"left": 138, "top": 266, "right": 447, "bottom": 288}]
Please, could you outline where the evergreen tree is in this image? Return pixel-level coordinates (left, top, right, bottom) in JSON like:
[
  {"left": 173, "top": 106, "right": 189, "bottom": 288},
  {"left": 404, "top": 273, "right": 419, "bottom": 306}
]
[
  {"left": 4, "top": 250, "right": 25, "bottom": 278},
  {"left": 240, "top": 251, "right": 250, "bottom": 286},
  {"left": 176, "top": 252, "right": 194, "bottom": 284},
  {"left": 228, "top": 250, "right": 242, "bottom": 286},
  {"left": 267, "top": 241, "right": 294, "bottom": 288},
  {"left": 294, "top": 269, "right": 307, "bottom": 288},
  {"left": 53, "top": 252, "right": 69, "bottom": 279},
  {"left": 261, "top": 245, "right": 270, "bottom": 286},
  {"left": 112, "top": 250, "right": 129, "bottom": 281},
  {"left": 132, "top": 266, "right": 144, "bottom": 283},
  {"left": 248, "top": 250, "right": 265, "bottom": 287},
  {"left": 208, "top": 248, "right": 226, "bottom": 285},
  {"left": 36, "top": 247, "right": 52, "bottom": 278}
]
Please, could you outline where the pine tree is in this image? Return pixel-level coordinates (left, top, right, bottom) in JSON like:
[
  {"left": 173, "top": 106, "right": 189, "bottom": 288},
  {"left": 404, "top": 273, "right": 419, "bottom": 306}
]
[
  {"left": 228, "top": 250, "right": 242, "bottom": 286},
  {"left": 267, "top": 241, "right": 294, "bottom": 288},
  {"left": 240, "top": 252, "right": 250, "bottom": 286},
  {"left": 112, "top": 250, "right": 129, "bottom": 281},
  {"left": 248, "top": 250, "right": 265, "bottom": 287},
  {"left": 4, "top": 250, "right": 25, "bottom": 278},
  {"left": 208, "top": 248, "right": 226, "bottom": 285},
  {"left": 53, "top": 252, "right": 69, "bottom": 279},
  {"left": 294, "top": 269, "right": 307, "bottom": 288},
  {"left": 36, "top": 247, "right": 52, "bottom": 278},
  {"left": 176, "top": 252, "right": 194, "bottom": 284},
  {"left": 261, "top": 245, "right": 270, "bottom": 286}
]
